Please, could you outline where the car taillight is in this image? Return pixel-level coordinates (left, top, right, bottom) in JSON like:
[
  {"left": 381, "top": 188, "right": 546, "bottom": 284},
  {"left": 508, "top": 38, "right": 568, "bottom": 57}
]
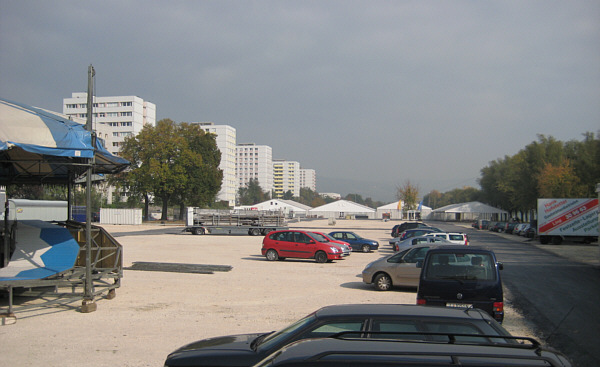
[
  {"left": 493, "top": 302, "right": 503, "bottom": 313},
  {"left": 416, "top": 298, "right": 426, "bottom": 305}
]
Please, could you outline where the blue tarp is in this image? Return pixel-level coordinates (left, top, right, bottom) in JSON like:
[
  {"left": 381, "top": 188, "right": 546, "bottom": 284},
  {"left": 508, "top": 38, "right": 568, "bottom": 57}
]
[{"left": 0, "top": 98, "right": 129, "bottom": 184}]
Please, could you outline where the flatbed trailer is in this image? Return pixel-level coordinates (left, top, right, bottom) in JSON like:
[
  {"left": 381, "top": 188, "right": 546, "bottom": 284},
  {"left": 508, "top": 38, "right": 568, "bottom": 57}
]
[{"left": 183, "top": 208, "right": 288, "bottom": 236}]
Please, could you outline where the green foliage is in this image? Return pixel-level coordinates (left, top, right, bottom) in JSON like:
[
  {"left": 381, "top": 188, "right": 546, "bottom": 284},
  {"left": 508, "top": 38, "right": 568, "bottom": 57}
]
[
  {"left": 112, "top": 119, "right": 222, "bottom": 220},
  {"left": 478, "top": 132, "right": 599, "bottom": 213},
  {"left": 237, "top": 179, "right": 269, "bottom": 205}
]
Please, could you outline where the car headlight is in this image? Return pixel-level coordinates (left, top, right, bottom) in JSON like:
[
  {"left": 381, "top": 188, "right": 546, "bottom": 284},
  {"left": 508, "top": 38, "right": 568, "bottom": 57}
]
[{"left": 330, "top": 246, "right": 339, "bottom": 253}]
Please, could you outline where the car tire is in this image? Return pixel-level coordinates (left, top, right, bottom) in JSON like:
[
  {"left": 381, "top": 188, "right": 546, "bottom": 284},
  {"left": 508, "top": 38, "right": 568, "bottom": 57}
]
[
  {"left": 374, "top": 273, "right": 392, "bottom": 291},
  {"left": 362, "top": 244, "right": 370, "bottom": 253},
  {"left": 265, "top": 249, "right": 279, "bottom": 261},
  {"left": 193, "top": 227, "right": 204, "bottom": 235},
  {"left": 315, "top": 251, "right": 328, "bottom": 263}
]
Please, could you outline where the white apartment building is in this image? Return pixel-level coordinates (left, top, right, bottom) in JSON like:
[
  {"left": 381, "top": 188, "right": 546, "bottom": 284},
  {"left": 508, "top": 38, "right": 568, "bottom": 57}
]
[
  {"left": 63, "top": 93, "right": 156, "bottom": 156},
  {"left": 273, "top": 160, "right": 300, "bottom": 198},
  {"left": 300, "top": 168, "right": 317, "bottom": 192},
  {"left": 194, "top": 122, "right": 237, "bottom": 206},
  {"left": 236, "top": 143, "right": 273, "bottom": 194}
]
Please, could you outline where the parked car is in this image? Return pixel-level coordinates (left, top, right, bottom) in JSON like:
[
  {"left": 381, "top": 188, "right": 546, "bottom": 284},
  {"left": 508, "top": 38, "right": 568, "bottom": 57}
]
[
  {"left": 476, "top": 219, "right": 490, "bottom": 230},
  {"left": 417, "top": 246, "right": 505, "bottom": 323},
  {"left": 504, "top": 222, "right": 519, "bottom": 234},
  {"left": 391, "top": 235, "right": 452, "bottom": 252},
  {"left": 390, "top": 222, "right": 428, "bottom": 237},
  {"left": 489, "top": 222, "right": 506, "bottom": 232},
  {"left": 363, "top": 243, "right": 450, "bottom": 290},
  {"left": 317, "top": 232, "right": 351, "bottom": 256},
  {"left": 328, "top": 231, "right": 379, "bottom": 252},
  {"left": 396, "top": 227, "right": 439, "bottom": 242},
  {"left": 425, "top": 232, "right": 469, "bottom": 246},
  {"left": 261, "top": 230, "right": 344, "bottom": 263},
  {"left": 254, "top": 332, "right": 572, "bottom": 367},
  {"left": 524, "top": 226, "right": 536, "bottom": 239},
  {"left": 513, "top": 223, "right": 528, "bottom": 235},
  {"left": 518, "top": 223, "right": 531, "bottom": 236},
  {"left": 165, "top": 304, "right": 517, "bottom": 367}
]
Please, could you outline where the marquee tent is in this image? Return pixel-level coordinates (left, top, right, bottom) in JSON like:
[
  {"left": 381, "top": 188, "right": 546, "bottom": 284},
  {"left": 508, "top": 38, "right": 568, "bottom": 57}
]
[
  {"left": 430, "top": 201, "right": 508, "bottom": 222},
  {"left": 309, "top": 200, "right": 376, "bottom": 219},
  {"left": 235, "top": 199, "right": 312, "bottom": 218}
]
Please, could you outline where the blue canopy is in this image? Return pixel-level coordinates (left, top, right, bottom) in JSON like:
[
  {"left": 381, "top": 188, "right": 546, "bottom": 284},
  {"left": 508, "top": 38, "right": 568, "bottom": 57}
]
[{"left": 0, "top": 98, "right": 129, "bottom": 184}]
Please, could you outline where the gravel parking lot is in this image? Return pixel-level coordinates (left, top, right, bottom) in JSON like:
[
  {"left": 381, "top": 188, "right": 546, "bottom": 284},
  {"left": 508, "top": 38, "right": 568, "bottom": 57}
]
[{"left": 1, "top": 219, "right": 579, "bottom": 367}]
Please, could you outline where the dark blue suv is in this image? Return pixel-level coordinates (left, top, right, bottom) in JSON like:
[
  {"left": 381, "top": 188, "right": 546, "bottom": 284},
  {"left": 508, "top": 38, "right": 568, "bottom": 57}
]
[{"left": 417, "top": 246, "right": 504, "bottom": 323}]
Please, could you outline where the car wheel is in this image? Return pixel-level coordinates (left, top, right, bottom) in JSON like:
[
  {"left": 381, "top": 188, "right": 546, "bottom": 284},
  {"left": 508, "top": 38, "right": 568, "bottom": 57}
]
[
  {"left": 265, "top": 249, "right": 279, "bottom": 261},
  {"left": 374, "top": 273, "right": 392, "bottom": 291},
  {"left": 249, "top": 228, "right": 261, "bottom": 236},
  {"left": 192, "top": 227, "right": 204, "bottom": 235},
  {"left": 315, "top": 251, "right": 328, "bottom": 263},
  {"left": 362, "top": 244, "right": 370, "bottom": 253}
]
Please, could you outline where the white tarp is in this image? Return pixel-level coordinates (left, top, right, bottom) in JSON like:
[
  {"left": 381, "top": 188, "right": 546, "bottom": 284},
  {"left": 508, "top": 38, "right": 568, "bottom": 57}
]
[{"left": 309, "top": 200, "right": 376, "bottom": 219}]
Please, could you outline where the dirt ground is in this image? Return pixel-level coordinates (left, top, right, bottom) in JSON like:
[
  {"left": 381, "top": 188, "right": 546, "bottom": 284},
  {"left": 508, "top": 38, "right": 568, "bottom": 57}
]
[{"left": 1, "top": 219, "right": 586, "bottom": 367}]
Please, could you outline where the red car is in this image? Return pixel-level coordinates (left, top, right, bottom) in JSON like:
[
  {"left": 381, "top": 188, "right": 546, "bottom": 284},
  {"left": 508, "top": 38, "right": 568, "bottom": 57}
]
[{"left": 261, "top": 230, "right": 344, "bottom": 263}]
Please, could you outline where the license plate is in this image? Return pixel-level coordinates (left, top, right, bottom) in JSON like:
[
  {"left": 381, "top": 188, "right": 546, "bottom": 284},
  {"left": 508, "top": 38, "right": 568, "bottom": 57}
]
[{"left": 446, "top": 303, "right": 471, "bottom": 308}]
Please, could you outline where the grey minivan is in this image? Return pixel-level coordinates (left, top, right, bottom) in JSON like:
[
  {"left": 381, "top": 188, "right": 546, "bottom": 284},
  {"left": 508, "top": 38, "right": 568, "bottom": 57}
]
[{"left": 416, "top": 246, "right": 504, "bottom": 323}]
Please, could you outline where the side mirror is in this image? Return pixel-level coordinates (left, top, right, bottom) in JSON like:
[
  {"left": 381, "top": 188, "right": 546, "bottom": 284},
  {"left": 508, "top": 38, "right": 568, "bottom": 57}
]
[
  {"left": 308, "top": 240, "right": 315, "bottom": 244},
  {"left": 416, "top": 260, "right": 423, "bottom": 268},
  {"left": 497, "top": 262, "right": 503, "bottom": 270}
]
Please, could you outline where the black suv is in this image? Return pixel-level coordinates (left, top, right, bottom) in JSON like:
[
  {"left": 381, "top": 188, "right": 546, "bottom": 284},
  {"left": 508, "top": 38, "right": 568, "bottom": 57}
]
[
  {"left": 391, "top": 222, "right": 428, "bottom": 237},
  {"left": 164, "top": 304, "right": 512, "bottom": 366},
  {"left": 417, "top": 246, "right": 504, "bottom": 323},
  {"left": 254, "top": 333, "right": 572, "bottom": 366}
]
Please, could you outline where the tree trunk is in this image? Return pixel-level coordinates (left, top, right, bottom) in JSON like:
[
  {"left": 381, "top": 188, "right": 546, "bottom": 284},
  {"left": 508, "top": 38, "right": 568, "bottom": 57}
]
[{"left": 161, "top": 196, "right": 169, "bottom": 221}]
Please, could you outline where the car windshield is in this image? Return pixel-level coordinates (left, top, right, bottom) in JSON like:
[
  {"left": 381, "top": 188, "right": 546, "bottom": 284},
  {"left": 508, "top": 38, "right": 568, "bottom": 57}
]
[
  {"left": 425, "top": 253, "right": 496, "bottom": 281},
  {"left": 310, "top": 232, "right": 328, "bottom": 242},
  {"left": 257, "top": 314, "right": 316, "bottom": 351}
]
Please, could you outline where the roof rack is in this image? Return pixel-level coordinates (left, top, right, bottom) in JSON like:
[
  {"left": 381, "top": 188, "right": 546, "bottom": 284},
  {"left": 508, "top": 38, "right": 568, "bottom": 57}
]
[{"left": 331, "top": 331, "right": 542, "bottom": 352}]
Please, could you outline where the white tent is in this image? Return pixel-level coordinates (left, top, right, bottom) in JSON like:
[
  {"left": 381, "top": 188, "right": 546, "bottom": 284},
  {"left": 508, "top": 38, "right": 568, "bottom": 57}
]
[
  {"left": 430, "top": 201, "right": 508, "bottom": 222},
  {"left": 309, "top": 200, "right": 376, "bottom": 219},
  {"left": 235, "top": 199, "right": 311, "bottom": 218},
  {"left": 376, "top": 201, "right": 403, "bottom": 220},
  {"left": 376, "top": 201, "right": 433, "bottom": 220}
]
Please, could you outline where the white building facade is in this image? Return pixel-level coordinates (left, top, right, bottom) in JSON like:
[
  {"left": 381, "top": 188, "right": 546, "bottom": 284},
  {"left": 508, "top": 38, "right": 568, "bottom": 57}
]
[
  {"left": 63, "top": 92, "right": 156, "bottom": 156},
  {"left": 300, "top": 168, "right": 316, "bottom": 192},
  {"left": 236, "top": 143, "right": 273, "bottom": 194},
  {"left": 273, "top": 160, "right": 300, "bottom": 198},
  {"left": 194, "top": 122, "right": 237, "bottom": 206}
]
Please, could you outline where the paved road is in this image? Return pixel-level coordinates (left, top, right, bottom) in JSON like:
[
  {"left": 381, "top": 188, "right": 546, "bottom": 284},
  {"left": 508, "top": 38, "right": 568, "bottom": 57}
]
[{"left": 435, "top": 223, "right": 600, "bottom": 367}]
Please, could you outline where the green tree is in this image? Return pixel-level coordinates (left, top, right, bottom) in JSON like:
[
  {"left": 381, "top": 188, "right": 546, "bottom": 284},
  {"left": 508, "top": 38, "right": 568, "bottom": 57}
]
[
  {"left": 114, "top": 119, "right": 222, "bottom": 221},
  {"left": 237, "top": 179, "right": 268, "bottom": 205},
  {"left": 172, "top": 123, "right": 222, "bottom": 218}
]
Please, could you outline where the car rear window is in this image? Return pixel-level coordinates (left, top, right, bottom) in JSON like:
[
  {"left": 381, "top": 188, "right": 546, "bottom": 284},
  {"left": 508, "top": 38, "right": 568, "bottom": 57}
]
[
  {"left": 449, "top": 234, "right": 464, "bottom": 241},
  {"left": 425, "top": 253, "right": 496, "bottom": 281}
]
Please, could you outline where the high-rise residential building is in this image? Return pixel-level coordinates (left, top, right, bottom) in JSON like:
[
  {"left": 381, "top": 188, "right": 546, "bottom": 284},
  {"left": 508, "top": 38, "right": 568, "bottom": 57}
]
[
  {"left": 236, "top": 143, "right": 273, "bottom": 194},
  {"left": 300, "top": 168, "right": 317, "bottom": 192},
  {"left": 63, "top": 93, "right": 156, "bottom": 156},
  {"left": 273, "top": 160, "right": 300, "bottom": 198},
  {"left": 193, "top": 122, "right": 237, "bottom": 206}
]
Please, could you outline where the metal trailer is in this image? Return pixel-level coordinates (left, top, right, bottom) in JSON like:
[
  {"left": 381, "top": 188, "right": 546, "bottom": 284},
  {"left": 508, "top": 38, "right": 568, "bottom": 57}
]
[{"left": 184, "top": 208, "right": 288, "bottom": 236}]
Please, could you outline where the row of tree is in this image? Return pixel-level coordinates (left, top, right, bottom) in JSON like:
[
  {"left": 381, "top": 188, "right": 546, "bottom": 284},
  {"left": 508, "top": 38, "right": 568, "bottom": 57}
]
[{"left": 420, "top": 132, "right": 599, "bottom": 218}]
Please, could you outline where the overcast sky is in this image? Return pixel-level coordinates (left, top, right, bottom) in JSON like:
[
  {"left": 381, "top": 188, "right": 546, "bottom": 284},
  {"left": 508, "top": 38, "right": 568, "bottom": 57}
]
[{"left": 1, "top": 1, "right": 599, "bottom": 202}]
